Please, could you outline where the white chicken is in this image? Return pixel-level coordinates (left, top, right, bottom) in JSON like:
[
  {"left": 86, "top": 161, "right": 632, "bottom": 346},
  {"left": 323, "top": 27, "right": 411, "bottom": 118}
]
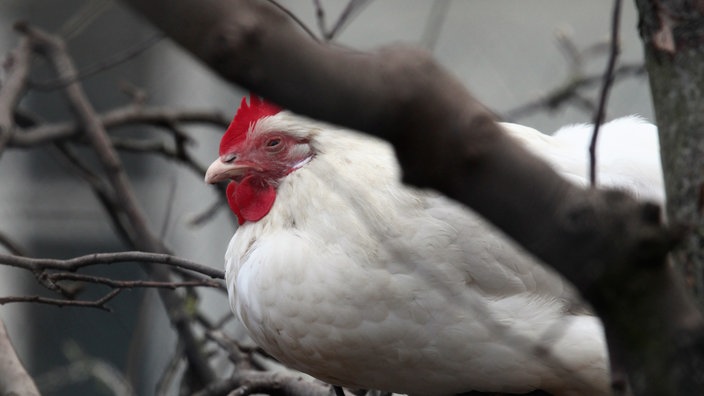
[{"left": 205, "top": 95, "right": 664, "bottom": 395}]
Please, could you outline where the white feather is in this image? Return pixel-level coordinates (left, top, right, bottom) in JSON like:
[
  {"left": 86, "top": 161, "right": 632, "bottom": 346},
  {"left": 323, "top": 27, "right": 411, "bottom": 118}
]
[
  {"left": 501, "top": 116, "right": 664, "bottom": 203},
  {"left": 223, "top": 114, "right": 663, "bottom": 395}
]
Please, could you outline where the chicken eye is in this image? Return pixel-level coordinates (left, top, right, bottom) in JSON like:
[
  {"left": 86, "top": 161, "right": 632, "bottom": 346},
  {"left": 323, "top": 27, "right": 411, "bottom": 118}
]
[
  {"left": 222, "top": 153, "right": 236, "bottom": 163},
  {"left": 265, "top": 137, "right": 284, "bottom": 152}
]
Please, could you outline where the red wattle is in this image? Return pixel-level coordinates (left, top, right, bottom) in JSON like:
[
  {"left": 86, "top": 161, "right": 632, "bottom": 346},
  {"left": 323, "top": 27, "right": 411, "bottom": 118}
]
[
  {"left": 226, "top": 177, "right": 276, "bottom": 225},
  {"left": 226, "top": 183, "right": 245, "bottom": 225}
]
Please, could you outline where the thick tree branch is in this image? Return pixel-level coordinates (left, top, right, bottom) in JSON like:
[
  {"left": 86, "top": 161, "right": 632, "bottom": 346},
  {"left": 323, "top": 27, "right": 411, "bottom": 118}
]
[
  {"left": 117, "top": 0, "right": 663, "bottom": 284},
  {"left": 120, "top": 0, "right": 704, "bottom": 394}
]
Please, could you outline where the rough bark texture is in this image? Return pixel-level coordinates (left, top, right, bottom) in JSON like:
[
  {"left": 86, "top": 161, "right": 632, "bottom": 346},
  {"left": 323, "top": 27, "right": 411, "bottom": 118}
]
[
  {"left": 633, "top": 1, "right": 704, "bottom": 390},
  {"left": 635, "top": 0, "right": 704, "bottom": 305},
  {"left": 120, "top": 0, "right": 704, "bottom": 394}
]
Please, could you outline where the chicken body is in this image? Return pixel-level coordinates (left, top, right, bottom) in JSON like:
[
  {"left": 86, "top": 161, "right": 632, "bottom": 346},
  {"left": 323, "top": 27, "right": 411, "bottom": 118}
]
[{"left": 206, "top": 99, "right": 663, "bottom": 396}]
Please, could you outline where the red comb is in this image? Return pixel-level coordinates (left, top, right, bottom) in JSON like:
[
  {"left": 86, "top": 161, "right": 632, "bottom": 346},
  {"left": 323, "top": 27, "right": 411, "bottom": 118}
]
[{"left": 219, "top": 94, "right": 281, "bottom": 155}]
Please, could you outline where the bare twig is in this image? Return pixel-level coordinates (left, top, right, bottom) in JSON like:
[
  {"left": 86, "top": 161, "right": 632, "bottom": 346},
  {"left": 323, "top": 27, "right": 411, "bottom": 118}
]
[
  {"left": 0, "top": 251, "right": 224, "bottom": 279},
  {"left": 35, "top": 340, "right": 136, "bottom": 396},
  {"left": 264, "top": 0, "right": 319, "bottom": 42},
  {"left": 57, "top": 0, "right": 112, "bottom": 40},
  {"left": 0, "top": 319, "right": 40, "bottom": 396},
  {"left": 155, "top": 342, "right": 185, "bottom": 396},
  {"left": 327, "top": 0, "right": 371, "bottom": 40},
  {"left": 35, "top": 125, "right": 225, "bottom": 223},
  {"left": 312, "top": 0, "right": 328, "bottom": 38},
  {"left": 501, "top": 63, "right": 643, "bottom": 122},
  {"left": 312, "top": 0, "right": 372, "bottom": 41},
  {"left": 160, "top": 173, "right": 178, "bottom": 240},
  {"left": 189, "top": 198, "right": 228, "bottom": 227},
  {"left": 30, "top": 33, "right": 164, "bottom": 90},
  {"left": 45, "top": 272, "right": 222, "bottom": 289},
  {"left": 91, "top": 131, "right": 229, "bottom": 225},
  {"left": 191, "top": 370, "right": 344, "bottom": 396},
  {"left": 203, "top": 329, "right": 250, "bottom": 367},
  {"left": 0, "top": 289, "right": 121, "bottom": 311},
  {"left": 0, "top": 231, "right": 27, "bottom": 256},
  {"left": 108, "top": 134, "right": 209, "bottom": 178},
  {"left": 52, "top": 143, "right": 222, "bottom": 283},
  {"left": 11, "top": 104, "right": 228, "bottom": 147},
  {"left": 119, "top": 80, "right": 149, "bottom": 104},
  {"left": 52, "top": 142, "right": 136, "bottom": 246},
  {"left": 15, "top": 23, "right": 216, "bottom": 387},
  {"left": 337, "top": 0, "right": 371, "bottom": 39},
  {"left": 27, "top": 53, "right": 164, "bottom": 244},
  {"left": 502, "top": 26, "right": 640, "bottom": 123},
  {"left": 198, "top": 310, "right": 235, "bottom": 331},
  {"left": 36, "top": 359, "right": 136, "bottom": 396},
  {"left": 589, "top": 0, "right": 622, "bottom": 186},
  {"left": 554, "top": 28, "right": 583, "bottom": 74},
  {"left": 420, "top": 0, "right": 452, "bottom": 51},
  {"left": 0, "top": 34, "right": 32, "bottom": 159}
]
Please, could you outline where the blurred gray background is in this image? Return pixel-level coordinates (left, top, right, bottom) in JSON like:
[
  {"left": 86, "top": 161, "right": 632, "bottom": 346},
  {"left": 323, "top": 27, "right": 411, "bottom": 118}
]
[{"left": 0, "top": 1, "right": 651, "bottom": 395}]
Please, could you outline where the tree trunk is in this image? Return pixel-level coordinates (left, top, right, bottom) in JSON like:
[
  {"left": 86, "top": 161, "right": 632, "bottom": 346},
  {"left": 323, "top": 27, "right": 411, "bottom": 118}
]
[{"left": 635, "top": 0, "right": 704, "bottom": 306}]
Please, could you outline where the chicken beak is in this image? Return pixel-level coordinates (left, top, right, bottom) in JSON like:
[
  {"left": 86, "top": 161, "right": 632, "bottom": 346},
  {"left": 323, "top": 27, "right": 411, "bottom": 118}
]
[{"left": 204, "top": 158, "right": 252, "bottom": 184}]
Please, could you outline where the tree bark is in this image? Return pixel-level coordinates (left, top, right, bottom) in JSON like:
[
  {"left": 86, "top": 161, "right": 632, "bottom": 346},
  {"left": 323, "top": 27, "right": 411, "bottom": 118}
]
[
  {"left": 121, "top": 0, "right": 704, "bottom": 394},
  {"left": 635, "top": 0, "right": 704, "bottom": 305}
]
